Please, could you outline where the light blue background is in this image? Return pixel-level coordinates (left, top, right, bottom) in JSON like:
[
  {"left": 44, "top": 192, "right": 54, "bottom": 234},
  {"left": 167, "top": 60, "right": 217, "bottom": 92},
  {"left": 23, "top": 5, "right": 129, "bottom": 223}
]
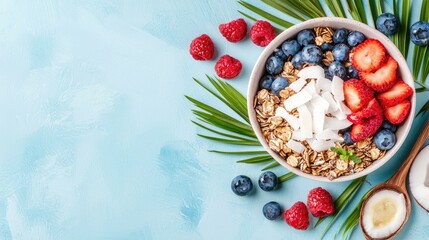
[{"left": 0, "top": 0, "right": 428, "bottom": 239}]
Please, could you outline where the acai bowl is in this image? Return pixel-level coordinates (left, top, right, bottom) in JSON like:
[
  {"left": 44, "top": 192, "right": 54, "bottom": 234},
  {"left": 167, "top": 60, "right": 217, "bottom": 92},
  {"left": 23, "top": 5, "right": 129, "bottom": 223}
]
[{"left": 248, "top": 17, "right": 416, "bottom": 182}]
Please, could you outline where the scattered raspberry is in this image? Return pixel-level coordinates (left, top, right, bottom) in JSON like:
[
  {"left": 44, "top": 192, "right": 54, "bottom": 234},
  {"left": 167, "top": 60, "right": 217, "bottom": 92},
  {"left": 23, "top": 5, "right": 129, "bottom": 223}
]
[
  {"left": 307, "top": 187, "right": 335, "bottom": 218},
  {"left": 214, "top": 55, "right": 242, "bottom": 79},
  {"left": 250, "top": 20, "right": 276, "bottom": 47},
  {"left": 283, "top": 201, "right": 310, "bottom": 230},
  {"left": 189, "top": 34, "right": 215, "bottom": 60},
  {"left": 219, "top": 18, "right": 247, "bottom": 43}
]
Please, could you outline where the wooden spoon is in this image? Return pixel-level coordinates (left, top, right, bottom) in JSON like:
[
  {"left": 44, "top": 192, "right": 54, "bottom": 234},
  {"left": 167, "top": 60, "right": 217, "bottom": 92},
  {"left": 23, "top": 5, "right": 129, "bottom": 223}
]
[{"left": 360, "top": 120, "right": 429, "bottom": 240}]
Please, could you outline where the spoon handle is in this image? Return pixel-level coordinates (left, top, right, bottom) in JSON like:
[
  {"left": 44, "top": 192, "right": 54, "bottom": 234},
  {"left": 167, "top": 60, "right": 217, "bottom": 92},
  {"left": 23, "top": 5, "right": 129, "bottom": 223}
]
[{"left": 388, "top": 120, "right": 429, "bottom": 187}]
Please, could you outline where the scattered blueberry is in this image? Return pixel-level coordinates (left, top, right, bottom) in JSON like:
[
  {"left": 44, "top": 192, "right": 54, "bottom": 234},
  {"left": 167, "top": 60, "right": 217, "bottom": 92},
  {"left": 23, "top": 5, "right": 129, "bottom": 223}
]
[
  {"left": 263, "top": 201, "right": 282, "bottom": 220},
  {"left": 374, "top": 129, "right": 396, "bottom": 150},
  {"left": 265, "top": 55, "right": 284, "bottom": 75},
  {"left": 259, "top": 75, "right": 274, "bottom": 90},
  {"left": 347, "top": 65, "right": 359, "bottom": 79},
  {"left": 281, "top": 40, "right": 301, "bottom": 57},
  {"left": 381, "top": 120, "right": 397, "bottom": 133},
  {"left": 271, "top": 76, "right": 289, "bottom": 96},
  {"left": 291, "top": 51, "right": 305, "bottom": 69},
  {"left": 410, "top": 21, "right": 429, "bottom": 46},
  {"left": 332, "top": 43, "right": 350, "bottom": 62},
  {"left": 301, "top": 44, "right": 322, "bottom": 63},
  {"left": 333, "top": 28, "right": 349, "bottom": 44},
  {"left": 274, "top": 48, "right": 288, "bottom": 61},
  {"left": 347, "top": 31, "right": 366, "bottom": 47},
  {"left": 320, "top": 42, "right": 334, "bottom": 51},
  {"left": 258, "top": 171, "right": 279, "bottom": 191},
  {"left": 376, "top": 13, "right": 399, "bottom": 36},
  {"left": 324, "top": 67, "right": 333, "bottom": 80},
  {"left": 342, "top": 131, "right": 355, "bottom": 145},
  {"left": 297, "top": 29, "right": 315, "bottom": 46},
  {"left": 328, "top": 61, "right": 347, "bottom": 79},
  {"left": 231, "top": 175, "right": 253, "bottom": 196}
]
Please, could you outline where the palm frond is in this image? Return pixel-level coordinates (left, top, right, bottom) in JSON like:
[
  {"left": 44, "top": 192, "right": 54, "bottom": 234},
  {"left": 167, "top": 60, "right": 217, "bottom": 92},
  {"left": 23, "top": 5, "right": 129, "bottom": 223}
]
[
  {"left": 324, "top": 0, "right": 346, "bottom": 18},
  {"left": 208, "top": 150, "right": 267, "bottom": 155},
  {"left": 279, "top": 172, "right": 297, "bottom": 182},
  {"left": 368, "top": 0, "right": 383, "bottom": 26},
  {"left": 238, "top": 0, "right": 294, "bottom": 29},
  {"left": 262, "top": 161, "right": 280, "bottom": 170}
]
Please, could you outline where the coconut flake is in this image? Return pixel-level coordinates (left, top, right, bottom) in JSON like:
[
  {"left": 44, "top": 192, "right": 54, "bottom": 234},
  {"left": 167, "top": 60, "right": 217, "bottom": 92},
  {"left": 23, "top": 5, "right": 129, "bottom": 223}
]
[
  {"left": 337, "top": 100, "right": 352, "bottom": 115},
  {"left": 298, "top": 65, "right": 325, "bottom": 80},
  {"left": 307, "top": 139, "right": 335, "bottom": 152},
  {"left": 324, "top": 117, "right": 353, "bottom": 130},
  {"left": 298, "top": 105, "right": 313, "bottom": 139},
  {"left": 321, "top": 91, "right": 338, "bottom": 113},
  {"left": 331, "top": 109, "right": 347, "bottom": 120},
  {"left": 275, "top": 107, "right": 300, "bottom": 130},
  {"left": 316, "top": 77, "right": 332, "bottom": 93},
  {"left": 310, "top": 95, "right": 330, "bottom": 113},
  {"left": 303, "top": 79, "right": 317, "bottom": 96},
  {"left": 331, "top": 76, "right": 344, "bottom": 102},
  {"left": 312, "top": 107, "right": 325, "bottom": 134},
  {"left": 292, "top": 130, "right": 306, "bottom": 141},
  {"left": 286, "top": 140, "right": 306, "bottom": 154},
  {"left": 316, "top": 129, "right": 344, "bottom": 141},
  {"left": 289, "top": 78, "right": 307, "bottom": 92},
  {"left": 284, "top": 90, "right": 312, "bottom": 111}
]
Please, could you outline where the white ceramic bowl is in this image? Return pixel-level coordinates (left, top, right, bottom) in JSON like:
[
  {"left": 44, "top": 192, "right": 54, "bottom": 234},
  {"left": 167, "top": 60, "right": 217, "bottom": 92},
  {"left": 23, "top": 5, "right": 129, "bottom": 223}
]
[{"left": 248, "top": 17, "right": 416, "bottom": 182}]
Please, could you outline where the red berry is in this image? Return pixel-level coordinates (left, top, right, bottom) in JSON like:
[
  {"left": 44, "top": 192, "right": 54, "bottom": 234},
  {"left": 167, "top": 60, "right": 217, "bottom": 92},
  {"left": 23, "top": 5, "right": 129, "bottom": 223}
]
[
  {"left": 284, "top": 201, "right": 310, "bottom": 230},
  {"left": 219, "top": 18, "right": 247, "bottom": 43},
  {"left": 347, "top": 98, "right": 383, "bottom": 124},
  {"left": 343, "top": 79, "right": 375, "bottom": 112},
  {"left": 360, "top": 56, "right": 398, "bottom": 92},
  {"left": 352, "top": 39, "right": 387, "bottom": 72},
  {"left": 384, "top": 100, "right": 411, "bottom": 124},
  {"left": 250, "top": 20, "right": 276, "bottom": 47},
  {"left": 350, "top": 110, "right": 384, "bottom": 142},
  {"left": 189, "top": 34, "right": 215, "bottom": 60},
  {"left": 307, "top": 187, "right": 335, "bottom": 218},
  {"left": 214, "top": 55, "right": 242, "bottom": 79},
  {"left": 377, "top": 80, "right": 413, "bottom": 108}
]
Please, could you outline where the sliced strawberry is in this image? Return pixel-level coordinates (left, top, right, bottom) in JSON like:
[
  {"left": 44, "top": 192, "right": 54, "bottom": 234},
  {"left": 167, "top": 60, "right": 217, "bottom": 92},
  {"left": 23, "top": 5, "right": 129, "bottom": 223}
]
[
  {"left": 360, "top": 56, "right": 398, "bottom": 92},
  {"left": 347, "top": 98, "right": 382, "bottom": 123},
  {"left": 351, "top": 111, "right": 384, "bottom": 142},
  {"left": 384, "top": 100, "right": 411, "bottom": 124},
  {"left": 377, "top": 80, "right": 413, "bottom": 108},
  {"left": 352, "top": 39, "right": 387, "bottom": 72},
  {"left": 343, "top": 79, "right": 375, "bottom": 112}
]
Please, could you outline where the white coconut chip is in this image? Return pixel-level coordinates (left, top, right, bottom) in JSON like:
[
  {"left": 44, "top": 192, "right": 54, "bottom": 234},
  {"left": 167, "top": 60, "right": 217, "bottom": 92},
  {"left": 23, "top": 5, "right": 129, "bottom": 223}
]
[
  {"left": 275, "top": 107, "right": 300, "bottom": 130},
  {"left": 289, "top": 77, "right": 307, "bottom": 92},
  {"left": 337, "top": 100, "right": 352, "bottom": 115},
  {"left": 303, "top": 79, "right": 317, "bottom": 96},
  {"left": 286, "top": 139, "right": 306, "bottom": 154},
  {"left": 316, "top": 77, "right": 332, "bottom": 93},
  {"left": 310, "top": 95, "right": 330, "bottom": 113},
  {"left": 315, "top": 129, "right": 344, "bottom": 141},
  {"left": 292, "top": 130, "right": 306, "bottom": 141},
  {"left": 331, "top": 76, "right": 344, "bottom": 102},
  {"left": 312, "top": 107, "right": 325, "bottom": 134},
  {"left": 297, "top": 65, "right": 325, "bottom": 80},
  {"left": 297, "top": 105, "right": 313, "bottom": 139},
  {"left": 321, "top": 91, "right": 338, "bottom": 113},
  {"left": 324, "top": 117, "right": 353, "bottom": 130},
  {"left": 284, "top": 90, "right": 312, "bottom": 111},
  {"left": 307, "top": 139, "right": 335, "bottom": 152}
]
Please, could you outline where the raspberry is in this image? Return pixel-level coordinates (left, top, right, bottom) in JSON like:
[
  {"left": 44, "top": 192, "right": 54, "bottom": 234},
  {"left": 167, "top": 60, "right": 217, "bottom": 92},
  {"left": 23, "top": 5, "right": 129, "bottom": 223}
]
[
  {"left": 250, "top": 20, "right": 276, "bottom": 47},
  {"left": 307, "top": 187, "right": 335, "bottom": 218},
  {"left": 214, "top": 55, "right": 242, "bottom": 79},
  {"left": 219, "top": 18, "right": 247, "bottom": 43},
  {"left": 283, "top": 201, "right": 310, "bottom": 230},
  {"left": 189, "top": 34, "right": 215, "bottom": 60}
]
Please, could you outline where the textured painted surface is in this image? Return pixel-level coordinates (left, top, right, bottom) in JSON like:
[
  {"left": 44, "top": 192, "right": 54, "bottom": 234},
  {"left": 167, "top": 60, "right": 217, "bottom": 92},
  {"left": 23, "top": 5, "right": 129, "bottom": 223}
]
[{"left": 1, "top": 0, "right": 429, "bottom": 239}]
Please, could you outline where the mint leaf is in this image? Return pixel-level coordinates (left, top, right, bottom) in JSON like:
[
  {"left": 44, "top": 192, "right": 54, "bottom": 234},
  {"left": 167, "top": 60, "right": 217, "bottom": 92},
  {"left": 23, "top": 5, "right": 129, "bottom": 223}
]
[
  {"left": 350, "top": 154, "right": 361, "bottom": 163},
  {"left": 330, "top": 147, "right": 347, "bottom": 156}
]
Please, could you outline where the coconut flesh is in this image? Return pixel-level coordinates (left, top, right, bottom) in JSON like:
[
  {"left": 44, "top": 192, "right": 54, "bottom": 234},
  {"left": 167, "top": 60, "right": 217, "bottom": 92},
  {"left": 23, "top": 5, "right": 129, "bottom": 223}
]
[
  {"left": 409, "top": 145, "right": 429, "bottom": 211},
  {"left": 362, "top": 189, "right": 406, "bottom": 239}
]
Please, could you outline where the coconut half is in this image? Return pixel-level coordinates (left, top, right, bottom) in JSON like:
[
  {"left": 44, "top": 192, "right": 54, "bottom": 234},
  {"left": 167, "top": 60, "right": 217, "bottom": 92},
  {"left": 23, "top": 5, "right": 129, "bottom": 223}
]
[{"left": 409, "top": 145, "right": 429, "bottom": 211}]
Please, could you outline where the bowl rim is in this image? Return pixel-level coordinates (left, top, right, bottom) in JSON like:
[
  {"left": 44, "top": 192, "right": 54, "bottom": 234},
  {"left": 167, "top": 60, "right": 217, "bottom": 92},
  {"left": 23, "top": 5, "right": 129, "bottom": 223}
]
[{"left": 247, "top": 17, "right": 416, "bottom": 182}]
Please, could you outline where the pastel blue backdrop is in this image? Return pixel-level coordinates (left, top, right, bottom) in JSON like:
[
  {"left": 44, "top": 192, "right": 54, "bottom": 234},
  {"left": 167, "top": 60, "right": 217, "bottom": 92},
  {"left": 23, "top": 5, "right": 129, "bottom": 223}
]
[{"left": 0, "top": 0, "right": 428, "bottom": 239}]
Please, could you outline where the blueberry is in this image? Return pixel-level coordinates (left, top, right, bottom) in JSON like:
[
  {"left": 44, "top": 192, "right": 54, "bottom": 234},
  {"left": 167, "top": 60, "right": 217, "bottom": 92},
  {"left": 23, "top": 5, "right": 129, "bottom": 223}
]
[
  {"left": 231, "top": 175, "right": 253, "bottom": 196},
  {"left": 265, "top": 55, "right": 284, "bottom": 75},
  {"left": 271, "top": 76, "right": 289, "bottom": 96},
  {"left": 381, "top": 120, "right": 397, "bottom": 133},
  {"left": 347, "top": 65, "right": 359, "bottom": 79},
  {"left": 376, "top": 13, "right": 399, "bottom": 36},
  {"left": 320, "top": 42, "right": 334, "bottom": 51},
  {"left": 342, "top": 131, "right": 355, "bottom": 145},
  {"left": 374, "top": 129, "right": 396, "bottom": 150},
  {"left": 291, "top": 51, "right": 304, "bottom": 69},
  {"left": 339, "top": 126, "right": 352, "bottom": 134},
  {"left": 263, "top": 201, "right": 282, "bottom": 220},
  {"left": 297, "top": 29, "right": 315, "bottom": 46},
  {"left": 259, "top": 75, "right": 274, "bottom": 90},
  {"left": 332, "top": 43, "right": 350, "bottom": 62},
  {"left": 333, "top": 28, "right": 349, "bottom": 44},
  {"left": 410, "top": 21, "right": 429, "bottom": 46},
  {"left": 328, "top": 61, "right": 347, "bottom": 79},
  {"left": 274, "top": 48, "right": 288, "bottom": 61},
  {"left": 301, "top": 44, "right": 322, "bottom": 64},
  {"left": 281, "top": 40, "right": 301, "bottom": 57},
  {"left": 347, "top": 31, "right": 366, "bottom": 47},
  {"left": 324, "top": 67, "right": 333, "bottom": 80},
  {"left": 258, "top": 171, "right": 278, "bottom": 191}
]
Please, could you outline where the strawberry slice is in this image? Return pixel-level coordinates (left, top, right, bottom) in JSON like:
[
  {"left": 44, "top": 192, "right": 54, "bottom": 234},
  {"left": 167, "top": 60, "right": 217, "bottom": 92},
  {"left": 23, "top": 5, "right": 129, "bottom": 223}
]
[
  {"left": 352, "top": 39, "right": 387, "bottom": 72},
  {"left": 350, "top": 111, "right": 384, "bottom": 142},
  {"left": 347, "top": 98, "right": 382, "bottom": 124},
  {"left": 360, "top": 56, "right": 398, "bottom": 92},
  {"left": 377, "top": 80, "right": 413, "bottom": 108},
  {"left": 384, "top": 100, "right": 411, "bottom": 124},
  {"left": 343, "top": 79, "right": 375, "bottom": 112}
]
